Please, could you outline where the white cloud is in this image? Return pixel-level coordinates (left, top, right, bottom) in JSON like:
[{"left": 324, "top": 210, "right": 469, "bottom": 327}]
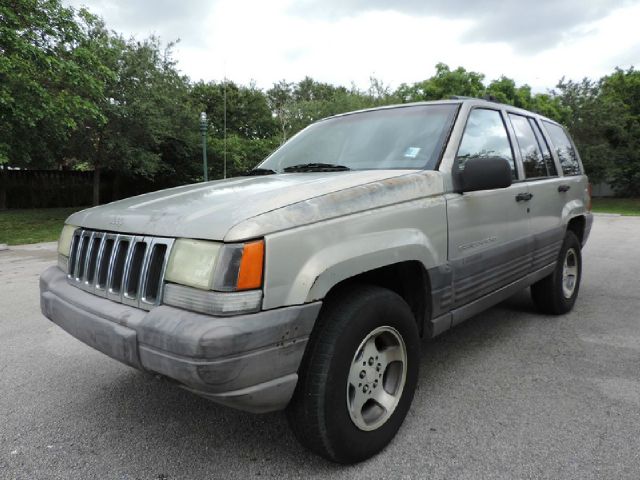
[{"left": 65, "top": 0, "right": 640, "bottom": 91}]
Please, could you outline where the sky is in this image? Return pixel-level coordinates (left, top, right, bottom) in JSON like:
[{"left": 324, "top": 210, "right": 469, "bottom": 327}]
[{"left": 64, "top": 0, "right": 640, "bottom": 92}]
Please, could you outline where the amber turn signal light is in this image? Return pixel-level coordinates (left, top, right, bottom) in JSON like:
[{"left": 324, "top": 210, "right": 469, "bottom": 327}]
[{"left": 237, "top": 240, "right": 265, "bottom": 290}]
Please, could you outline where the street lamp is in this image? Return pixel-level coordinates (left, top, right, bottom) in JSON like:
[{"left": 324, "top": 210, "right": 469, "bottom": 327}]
[{"left": 200, "top": 111, "right": 208, "bottom": 182}]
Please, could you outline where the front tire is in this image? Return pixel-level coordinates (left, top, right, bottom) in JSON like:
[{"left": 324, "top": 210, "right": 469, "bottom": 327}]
[
  {"left": 286, "top": 285, "right": 420, "bottom": 464},
  {"left": 531, "top": 231, "right": 582, "bottom": 314}
]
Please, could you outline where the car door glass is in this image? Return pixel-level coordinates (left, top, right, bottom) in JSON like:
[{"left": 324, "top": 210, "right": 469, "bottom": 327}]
[
  {"left": 509, "top": 113, "right": 548, "bottom": 179},
  {"left": 542, "top": 121, "right": 581, "bottom": 175},
  {"left": 529, "top": 118, "right": 557, "bottom": 176},
  {"left": 457, "top": 109, "right": 517, "bottom": 178}
]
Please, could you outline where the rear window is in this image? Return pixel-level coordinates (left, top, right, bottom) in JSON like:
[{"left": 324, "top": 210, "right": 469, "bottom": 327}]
[{"left": 542, "top": 121, "right": 581, "bottom": 175}]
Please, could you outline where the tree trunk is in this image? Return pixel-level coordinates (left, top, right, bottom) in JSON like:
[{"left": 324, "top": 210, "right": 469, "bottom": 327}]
[{"left": 93, "top": 165, "right": 100, "bottom": 206}]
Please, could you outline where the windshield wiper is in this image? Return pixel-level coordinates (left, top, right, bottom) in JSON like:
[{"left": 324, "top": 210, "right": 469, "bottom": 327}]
[
  {"left": 283, "top": 163, "right": 351, "bottom": 173},
  {"left": 244, "top": 167, "right": 277, "bottom": 176}
]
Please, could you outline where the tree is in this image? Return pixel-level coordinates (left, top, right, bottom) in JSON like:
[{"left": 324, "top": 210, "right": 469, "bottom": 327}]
[
  {"left": 598, "top": 68, "right": 640, "bottom": 195},
  {"left": 65, "top": 20, "right": 199, "bottom": 203},
  {"left": 267, "top": 80, "right": 295, "bottom": 143},
  {"left": 0, "top": 0, "right": 106, "bottom": 168},
  {"left": 396, "top": 63, "right": 486, "bottom": 102},
  {"left": 192, "top": 80, "right": 278, "bottom": 141}
]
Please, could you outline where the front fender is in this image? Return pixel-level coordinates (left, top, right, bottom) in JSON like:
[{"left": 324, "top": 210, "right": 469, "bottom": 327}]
[
  {"left": 303, "top": 229, "right": 439, "bottom": 303},
  {"left": 261, "top": 196, "right": 447, "bottom": 309}
]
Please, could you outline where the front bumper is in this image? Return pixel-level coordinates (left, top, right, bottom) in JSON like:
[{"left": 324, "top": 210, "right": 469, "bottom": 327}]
[{"left": 40, "top": 266, "right": 321, "bottom": 413}]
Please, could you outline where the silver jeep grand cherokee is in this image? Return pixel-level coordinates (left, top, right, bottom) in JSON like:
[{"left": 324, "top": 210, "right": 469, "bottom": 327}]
[{"left": 40, "top": 98, "right": 593, "bottom": 463}]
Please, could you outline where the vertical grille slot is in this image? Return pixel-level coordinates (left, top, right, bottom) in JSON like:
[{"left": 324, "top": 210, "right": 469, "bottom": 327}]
[
  {"left": 75, "top": 233, "right": 90, "bottom": 281},
  {"left": 143, "top": 244, "right": 167, "bottom": 303},
  {"left": 85, "top": 235, "right": 102, "bottom": 285},
  {"left": 96, "top": 238, "right": 114, "bottom": 290},
  {"left": 110, "top": 240, "right": 130, "bottom": 294},
  {"left": 68, "top": 234, "right": 80, "bottom": 275},
  {"left": 125, "top": 242, "right": 147, "bottom": 298}
]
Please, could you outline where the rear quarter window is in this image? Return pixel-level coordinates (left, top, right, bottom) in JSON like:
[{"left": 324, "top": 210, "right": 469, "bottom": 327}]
[{"left": 542, "top": 121, "right": 581, "bottom": 176}]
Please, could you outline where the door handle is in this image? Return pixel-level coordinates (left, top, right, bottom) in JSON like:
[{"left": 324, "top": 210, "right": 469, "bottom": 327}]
[
  {"left": 558, "top": 184, "right": 571, "bottom": 192},
  {"left": 515, "top": 192, "right": 533, "bottom": 202}
]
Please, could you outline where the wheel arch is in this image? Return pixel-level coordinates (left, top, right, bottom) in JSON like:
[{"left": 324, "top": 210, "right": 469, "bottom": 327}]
[
  {"left": 315, "top": 260, "right": 432, "bottom": 338},
  {"left": 567, "top": 215, "right": 586, "bottom": 245}
]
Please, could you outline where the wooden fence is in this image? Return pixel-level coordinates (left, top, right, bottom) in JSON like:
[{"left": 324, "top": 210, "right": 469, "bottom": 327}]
[{"left": 0, "top": 170, "right": 161, "bottom": 209}]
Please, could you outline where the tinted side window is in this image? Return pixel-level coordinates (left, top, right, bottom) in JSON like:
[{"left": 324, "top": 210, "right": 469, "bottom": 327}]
[
  {"left": 457, "top": 109, "right": 516, "bottom": 178},
  {"left": 509, "top": 113, "right": 548, "bottom": 178},
  {"left": 543, "top": 121, "right": 581, "bottom": 175},
  {"left": 529, "top": 119, "right": 557, "bottom": 176}
]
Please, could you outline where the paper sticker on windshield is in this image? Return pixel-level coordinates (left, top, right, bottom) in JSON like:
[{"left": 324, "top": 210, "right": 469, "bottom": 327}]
[{"left": 404, "top": 147, "right": 421, "bottom": 158}]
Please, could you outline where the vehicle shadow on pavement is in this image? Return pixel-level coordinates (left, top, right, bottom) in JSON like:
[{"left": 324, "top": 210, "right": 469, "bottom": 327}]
[{"left": 68, "top": 288, "right": 547, "bottom": 476}]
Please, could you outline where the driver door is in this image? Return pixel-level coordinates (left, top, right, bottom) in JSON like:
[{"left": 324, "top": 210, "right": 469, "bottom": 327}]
[{"left": 446, "top": 108, "right": 532, "bottom": 319}]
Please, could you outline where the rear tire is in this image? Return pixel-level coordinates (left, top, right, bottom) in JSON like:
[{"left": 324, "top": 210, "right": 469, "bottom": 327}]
[
  {"left": 286, "top": 284, "right": 420, "bottom": 464},
  {"left": 531, "top": 231, "right": 582, "bottom": 315}
]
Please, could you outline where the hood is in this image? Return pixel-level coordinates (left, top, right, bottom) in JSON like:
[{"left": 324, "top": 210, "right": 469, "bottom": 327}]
[{"left": 67, "top": 170, "right": 433, "bottom": 241}]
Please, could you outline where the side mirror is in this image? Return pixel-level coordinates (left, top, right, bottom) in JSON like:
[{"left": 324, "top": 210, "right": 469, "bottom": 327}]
[{"left": 458, "top": 156, "right": 512, "bottom": 193}]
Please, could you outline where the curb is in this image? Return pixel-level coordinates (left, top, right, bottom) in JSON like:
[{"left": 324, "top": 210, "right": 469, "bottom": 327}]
[{"left": 0, "top": 244, "right": 8, "bottom": 251}]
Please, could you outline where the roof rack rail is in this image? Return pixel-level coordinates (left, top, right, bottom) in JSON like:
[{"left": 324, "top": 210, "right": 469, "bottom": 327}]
[{"left": 448, "top": 94, "right": 501, "bottom": 103}]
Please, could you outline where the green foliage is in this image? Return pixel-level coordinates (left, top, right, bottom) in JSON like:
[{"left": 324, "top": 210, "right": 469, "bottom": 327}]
[
  {"left": 396, "top": 63, "right": 486, "bottom": 101},
  {"left": 599, "top": 68, "right": 640, "bottom": 196},
  {"left": 207, "top": 135, "right": 280, "bottom": 179},
  {"left": 553, "top": 69, "right": 640, "bottom": 194},
  {"left": 192, "top": 80, "right": 278, "bottom": 140},
  {"left": 2, "top": 1, "right": 639, "bottom": 198},
  {"left": 0, "top": 0, "right": 106, "bottom": 168}
]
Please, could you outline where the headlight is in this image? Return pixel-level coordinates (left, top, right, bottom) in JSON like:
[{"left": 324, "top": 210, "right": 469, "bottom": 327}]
[
  {"left": 58, "top": 224, "right": 77, "bottom": 256},
  {"left": 165, "top": 239, "right": 222, "bottom": 289},
  {"left": 163, "top": 238, "right": 265, "bottom": 315},
  {"left": 57, "top": 224, "right": 77, "bottom": 272},
  {"left": 165, "top": 238, "right": 264, "bottom": 292}
]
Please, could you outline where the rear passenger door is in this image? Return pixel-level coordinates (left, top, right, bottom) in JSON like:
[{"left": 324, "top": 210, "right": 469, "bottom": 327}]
[
  {"left": 507, "top": 113, "right": 566, "bottom": 272},
  {"left": 446, "top": 108, "right": 532, "bottom": 314},
  {"left": 541, "top": 120, "right": 589, "bottom": 217}
]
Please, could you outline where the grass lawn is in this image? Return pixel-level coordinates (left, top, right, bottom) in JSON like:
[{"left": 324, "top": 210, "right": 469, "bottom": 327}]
[
  {"left": 591, "top": 197, "right": 640, "bottom": 216},
  {"left": 0, "top": 207, "right": 85, "bottom": 245}
]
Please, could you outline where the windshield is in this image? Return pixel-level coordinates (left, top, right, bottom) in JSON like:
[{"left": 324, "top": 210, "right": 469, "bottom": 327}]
[{"left": 258, "top": 104, "right": 458, "bottom": 172}]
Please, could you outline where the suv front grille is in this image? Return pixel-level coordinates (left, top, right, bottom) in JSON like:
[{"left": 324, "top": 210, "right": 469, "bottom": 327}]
[{"left": 67, "top": 229, "right": 174, "bottom": 310}]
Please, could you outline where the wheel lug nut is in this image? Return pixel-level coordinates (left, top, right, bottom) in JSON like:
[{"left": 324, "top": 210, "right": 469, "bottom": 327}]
[
  {"left": 368, "top": 357, "right": 374, "bottom": 366},
  {"left": 363, "top": 385, "right": 369, "bottom": 393},
  {"left": 359, "top": 370, "right": 366, "bottom": 379}
]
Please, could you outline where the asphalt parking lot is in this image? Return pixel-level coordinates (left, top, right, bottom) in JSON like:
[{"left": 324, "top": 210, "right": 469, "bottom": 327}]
[{"left": 1, "top": 215, "right": 639, "bottom": 479}]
